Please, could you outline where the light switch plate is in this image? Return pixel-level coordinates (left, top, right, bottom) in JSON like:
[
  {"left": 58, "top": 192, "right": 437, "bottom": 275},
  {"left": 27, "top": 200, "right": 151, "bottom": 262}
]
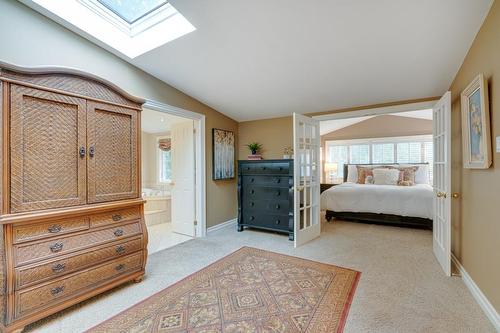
[{"left": 496, "top": 136, "right": 500, "bottom": 153}]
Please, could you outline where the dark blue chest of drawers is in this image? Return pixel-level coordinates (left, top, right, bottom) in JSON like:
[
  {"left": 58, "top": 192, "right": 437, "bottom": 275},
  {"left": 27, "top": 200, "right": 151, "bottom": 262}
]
[{"left": 237, "top": 159, "right": 294, "bottom": 240}]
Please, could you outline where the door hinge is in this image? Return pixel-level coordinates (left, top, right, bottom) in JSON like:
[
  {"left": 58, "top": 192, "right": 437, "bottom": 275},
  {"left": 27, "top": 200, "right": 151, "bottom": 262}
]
[
  {"left": 194, "top": 220, "right": 198, "bottom": 226},
  {"left": 193, "top": 128, "right": 196, "bottom": 134}
]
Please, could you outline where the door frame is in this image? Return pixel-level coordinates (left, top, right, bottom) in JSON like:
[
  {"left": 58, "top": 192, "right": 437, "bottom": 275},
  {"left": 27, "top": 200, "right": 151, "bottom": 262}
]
[{"left": 143, "top": 99, "right": 207, "bottom": 237}]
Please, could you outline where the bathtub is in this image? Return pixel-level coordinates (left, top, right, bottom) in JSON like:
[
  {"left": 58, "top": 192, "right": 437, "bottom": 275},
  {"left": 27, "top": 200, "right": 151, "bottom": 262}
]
[{"left": 142, "top": 188, "right": 171, "bottom": 226}]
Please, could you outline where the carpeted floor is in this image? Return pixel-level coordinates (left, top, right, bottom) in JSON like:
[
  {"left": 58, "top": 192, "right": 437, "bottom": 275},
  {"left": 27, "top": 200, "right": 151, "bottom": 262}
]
[{"left": 26, "top": 219, "right": 495, "bottom": 333}]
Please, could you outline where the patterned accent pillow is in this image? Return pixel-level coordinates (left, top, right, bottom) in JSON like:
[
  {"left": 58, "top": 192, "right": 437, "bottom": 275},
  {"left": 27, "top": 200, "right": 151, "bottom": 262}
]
[
  {"left": 356, "top": 166, "right": 373, "bottom": 184},
  {"left": 397, "top": 166, "right": 418, "bottom": 186}
]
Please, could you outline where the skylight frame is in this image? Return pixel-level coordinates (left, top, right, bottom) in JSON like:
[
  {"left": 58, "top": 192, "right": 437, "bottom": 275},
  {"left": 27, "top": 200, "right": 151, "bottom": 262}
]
[
  {"left": 24, "top": 0, "right": 196, "bottom": 59},
  {"left": 97, "top": 0, "right": 169, "bottom": 25}
]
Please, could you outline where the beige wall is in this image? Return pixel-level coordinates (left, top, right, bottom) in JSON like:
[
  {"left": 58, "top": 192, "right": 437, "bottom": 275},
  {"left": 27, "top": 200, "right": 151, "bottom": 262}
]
[
  {"left": 449, "top": 0, "right": 500, "bottom": 312},
  {"left": 238, "top": 117, "right": 293, "bottom": 159},
  {"left": 0, "top": 0, "right": 238, "bottom": 228},
  {"left": 321, "top": 115, "right": 432, "bottom": 142}
]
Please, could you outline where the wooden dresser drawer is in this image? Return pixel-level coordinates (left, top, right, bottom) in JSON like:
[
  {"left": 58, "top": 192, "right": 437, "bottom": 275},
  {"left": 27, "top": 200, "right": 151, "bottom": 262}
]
[
  {"left": 239, "top": 162, "right": 290, "bottom": 175},
  {"left": 14, "top": 222, "right": 142, "bottom": 266},
  {"left": 13, "top": 217, "right": 90, "bottom": 244},
  {"left": 15, "top": 252, "right": 143, "bottom": 319},
  {"left": 15, "top": 237, "right": 143, "bottom": 289},
  {"left": 242, "top": 199, "right": 290, "bottom": 215},
  {"left": 242, "top": 175, "right": 290, "bottom": 188},
  {"left": 241, "top": 212, "right": 289, "bottom": 231},
  {"left": 90, "top": 207, "right": 141, "bottom": 227}
]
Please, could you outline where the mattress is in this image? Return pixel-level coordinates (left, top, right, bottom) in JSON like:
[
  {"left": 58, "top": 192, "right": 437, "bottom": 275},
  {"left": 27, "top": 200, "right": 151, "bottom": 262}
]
[{"left": 320, "top": 182, "right": 434, "bottom": 219}]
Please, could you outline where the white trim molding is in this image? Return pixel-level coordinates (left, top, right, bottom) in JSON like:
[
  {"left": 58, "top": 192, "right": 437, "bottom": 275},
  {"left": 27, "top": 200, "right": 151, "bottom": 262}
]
[
  {"left": 207, "top": 218, "right": 237, "bottom": 234},
  {"left": 452, "top": 254, "right": 500, "bottom": 331}
]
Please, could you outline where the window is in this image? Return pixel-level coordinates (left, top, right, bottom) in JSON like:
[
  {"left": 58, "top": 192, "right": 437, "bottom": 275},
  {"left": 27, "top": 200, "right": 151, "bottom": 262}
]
[
  {"left": 97, "top": 0, "right": 168, "bottom": 24},
  {"left": 158, "top": 137, "right": 172, "bottom": 183},
  {"left": 325, "top": 135, "right": 433, "bottom": 183}
]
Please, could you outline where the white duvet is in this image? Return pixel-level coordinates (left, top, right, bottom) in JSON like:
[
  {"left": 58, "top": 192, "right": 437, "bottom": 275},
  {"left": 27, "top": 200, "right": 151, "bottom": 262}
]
[{"left": 320, "top": 183, "right": 434, "bottom": 219}]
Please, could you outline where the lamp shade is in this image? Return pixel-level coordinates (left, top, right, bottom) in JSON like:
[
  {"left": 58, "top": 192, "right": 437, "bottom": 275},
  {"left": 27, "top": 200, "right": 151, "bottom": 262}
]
[{"left": 324, "top": 162, "right": 338, "bottom": 173}]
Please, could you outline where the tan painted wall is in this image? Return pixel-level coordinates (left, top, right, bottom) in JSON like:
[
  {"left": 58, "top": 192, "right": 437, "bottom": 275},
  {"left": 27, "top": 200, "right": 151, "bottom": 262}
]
[
  {"left": 321, "top": 115, "right": 432, "bottom": 142},
  {"left": 238, "top": 117, "right": 293, "bottom": 159},
  {"left": 449, "top": 0, "right": 500, "bottom": 312},
  {"left": 0, "top": 0, "right": 238, "bottom": 228}
]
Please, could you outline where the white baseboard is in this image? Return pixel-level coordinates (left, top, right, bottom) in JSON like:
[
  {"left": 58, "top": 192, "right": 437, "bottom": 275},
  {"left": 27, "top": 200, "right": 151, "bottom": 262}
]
[
  {"left": 207, "top": 218, "right": 237, "bottom": 234},
  {"left": 451, "top": 254, "right": 500, "bottom": 331}
]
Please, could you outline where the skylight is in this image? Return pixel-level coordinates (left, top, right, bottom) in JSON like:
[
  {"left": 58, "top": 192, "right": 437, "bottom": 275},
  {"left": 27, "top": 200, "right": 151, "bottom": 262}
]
[
  {"left": 24, "top": 0, "right": 196, "bottom": 58},
  {"left": 97, "top": 0, "right": 168, "bottom": 24}
]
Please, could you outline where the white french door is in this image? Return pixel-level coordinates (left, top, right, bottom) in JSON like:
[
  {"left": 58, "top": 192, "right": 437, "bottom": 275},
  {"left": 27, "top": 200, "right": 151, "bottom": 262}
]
[
  {"left": 432, "top": 92, "right": 452, "bottom": 276},
  {"left": 293, "top": 113, "right": 321, "bottom": 247},
  {"left": 171, "top": 120, "right": 196, "bottom": 237}
]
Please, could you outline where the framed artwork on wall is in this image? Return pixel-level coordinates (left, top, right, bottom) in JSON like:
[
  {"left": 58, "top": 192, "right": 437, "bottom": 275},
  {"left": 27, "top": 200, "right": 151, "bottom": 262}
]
[
  {"left": 213, "top": 128, "right": 235, "bottom": 180},
  {"left": 461, "top": 74, "right": 492, "bottom": 169}
]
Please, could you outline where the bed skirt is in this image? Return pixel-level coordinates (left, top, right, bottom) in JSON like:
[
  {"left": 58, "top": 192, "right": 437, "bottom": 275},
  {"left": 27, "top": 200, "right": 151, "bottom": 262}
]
[{"left": 325, "top": 210, "right": 432, "bottom": 230}]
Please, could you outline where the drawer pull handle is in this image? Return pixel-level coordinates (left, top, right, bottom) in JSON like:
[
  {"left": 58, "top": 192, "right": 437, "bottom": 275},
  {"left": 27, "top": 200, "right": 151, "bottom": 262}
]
[
  {"left": 116, "top": 245, "right": 126, "bottom": 254},
  {"left": 115, "top": 264, "right": 125, "bottom": 271},
  {"left": 250, "top": 216, "right": 255, "bottom": 221},
  {"left": 251, "top": 190, "right": 255, "bottom": 194},
  {"left": 275, "top": 204, "right": 280, "bottom": 209},
  {"left": 250, "top": 202, "right": 254, "bottom": 207},
  {"left": 52, "top": 263, "right": 66, "bottom": 273},
  {"left": 48, "top": 225, "right": 62, "bottom": 233},
  {"left": 51, "top": 286, "right": 65, "bottom": 296},
  {"left": 114, "top": 229, "right": 124, "bottom": 237},
  {"left": 112, "top": 214, "right": 122, "bottom": 221},
  {"left": 50, "top": 242, "right": 63, "bottom": 253},
  {"left": 275, "top": 220, "right": 281, "bottom": 225},
  {"left": 262, "top": 167, "right": 266, "bottom": 170},
  {"left": 275, "top": 191, "right": 281, "bottom": 196},
  {"left": 276, "top": 178, "right": 281, "bottom": 183},
  {"left": 250, "top": 178, "right": 255, "bottom": 182}
]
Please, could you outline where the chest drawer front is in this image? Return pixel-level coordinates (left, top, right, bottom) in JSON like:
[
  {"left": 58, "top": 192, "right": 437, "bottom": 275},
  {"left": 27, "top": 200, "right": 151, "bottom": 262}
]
[
  {"left": 15, "top": 252, "right": 143, "bottom": 319},
  {"left": 242, "top": 199, "right": 289, "bottom": 215},
  {"left": 14, "top": 222, "right": 142, "bottom": 266},
  {"left": 242, "top": 176, "right": 290, "bottom": 188},
  {"left": 243, "top": 186, "right": 290, "bottom": 200},
  {"left": 241, "top": 213, "right": 289, "bottom": 230},
  {"left": 240, "top": 162, "right": 291, "bottom": 175},
  {"left": 90, "top": 207, "right": 141, "bottom": 227},
  {"left": 15, "top": 237, "right": 143, "bottom": 289},
  {"left": 13, "top": 217, "right": 90, "bottom": 244}
]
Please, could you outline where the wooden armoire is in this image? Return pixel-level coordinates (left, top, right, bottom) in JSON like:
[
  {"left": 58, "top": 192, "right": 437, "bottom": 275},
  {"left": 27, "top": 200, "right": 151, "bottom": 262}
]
[{"left": 0, "top": 66, "right": 148, "bottom": 333}]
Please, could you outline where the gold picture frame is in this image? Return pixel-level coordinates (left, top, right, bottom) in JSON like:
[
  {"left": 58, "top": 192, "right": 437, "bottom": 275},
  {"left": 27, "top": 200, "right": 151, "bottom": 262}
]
[{"left": 461, "top": 74, "right": 491, "bottom": 169}]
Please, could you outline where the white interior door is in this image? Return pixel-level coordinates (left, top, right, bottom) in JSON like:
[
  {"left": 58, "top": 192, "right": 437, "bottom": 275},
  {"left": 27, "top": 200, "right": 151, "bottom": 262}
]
[
  {"left": 433, "top": 92, "right": 452, "bottom": 276},
  {"left": 293, "top": 113, "right": 321, "bottom": 247},
  {"left": 171, "top": 120, "right": 196, "bottom": 237}
]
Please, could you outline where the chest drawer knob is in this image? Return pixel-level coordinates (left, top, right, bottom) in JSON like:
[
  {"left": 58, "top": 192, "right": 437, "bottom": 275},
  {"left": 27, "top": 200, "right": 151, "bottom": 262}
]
[
  {"left": 114, "top": 229, "right": 124, "bottom": 237},
  {"left": 250, "top": 178, "right": 255, "bottom": 182},
  {"left": 250, "top": 202, "right": 254, "bottom": 207},
  {"left": 116, "top": 245, "right": 126, "bottom": 254},
  {"left": 52, "top": 263, "right": 66, "bottom": 273},
  {"left": 275, "top": 191, "right": 281, "bottom": 197},
  {"left": 275, "top": 204, "right": 280, "bottom": 209},
  {"left": 275, "top": 220, "right": 281, "bottom": 225},
  {"left": 276, "top": 178, "right": 281, "bottom": 183},
  {"left": 115, "top": 264, "right": 125, "bottom": 271},
  {"left": 49, "top": 242, "right": 63, "bottom": 253},
  {"left": 251, "top": 190, "right": 255, "bottom": 194},
  {"left": 48, "top": 225, "right": 62, "bottom": 233},
  {"left": 51, "top": 286, "right": 65, "bottom": 296},
  {"left": 249, "top": 216, "right": 255, "bottom": 221},
  {"left": 112, "top": 214, "right": 122, "bottom": 221}
]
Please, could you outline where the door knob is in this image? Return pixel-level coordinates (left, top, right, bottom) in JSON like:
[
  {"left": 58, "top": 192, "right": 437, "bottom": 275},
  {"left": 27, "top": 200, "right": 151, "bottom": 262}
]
[
  {"left": 452, "top": 193, "right": 460, "bottom": 199},
  {"left": 436, "top": 191, "right": 447, "bottom": 198}
]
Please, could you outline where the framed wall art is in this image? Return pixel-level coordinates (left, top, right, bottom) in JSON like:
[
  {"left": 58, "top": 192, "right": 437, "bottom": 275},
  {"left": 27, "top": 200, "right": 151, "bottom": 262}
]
[
  {"left": 213, "top": 128, "right": 235, "bottom": 180},
  {"left": 461, "top": 74, "right": 492, "bottom": 169}
]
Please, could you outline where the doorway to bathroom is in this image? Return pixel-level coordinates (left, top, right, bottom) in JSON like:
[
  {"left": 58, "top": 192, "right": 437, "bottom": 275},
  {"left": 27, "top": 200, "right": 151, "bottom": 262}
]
[{"left": 141, "top": 101, "right": 206, "bottom": 255}]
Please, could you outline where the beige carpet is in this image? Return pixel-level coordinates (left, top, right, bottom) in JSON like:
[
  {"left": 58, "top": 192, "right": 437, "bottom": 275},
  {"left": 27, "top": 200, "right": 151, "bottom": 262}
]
[{"left": 25, "top": 218, "right": 495, "bottom": 333}]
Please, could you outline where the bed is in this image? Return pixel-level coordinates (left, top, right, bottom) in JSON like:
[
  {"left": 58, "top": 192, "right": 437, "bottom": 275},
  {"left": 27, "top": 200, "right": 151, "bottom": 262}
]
[{"left": 321, "top": 163, "right": 433, "bottom": 229}]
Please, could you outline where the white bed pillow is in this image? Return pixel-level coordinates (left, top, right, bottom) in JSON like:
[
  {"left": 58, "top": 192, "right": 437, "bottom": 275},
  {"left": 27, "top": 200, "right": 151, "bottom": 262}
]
[
  {"left": 346, "top": 165, "right": 358, "bottom": 183},
  {"left": 373, "top": 168, "right": 400, "bottom": 185}
]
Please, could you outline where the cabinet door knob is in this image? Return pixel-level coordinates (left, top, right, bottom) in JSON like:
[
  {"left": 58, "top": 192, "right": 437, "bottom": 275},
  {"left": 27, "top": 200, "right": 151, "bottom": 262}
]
[
  {"left": 89, "top": 145, "right": 95, "bottom": 158},
  {"left": 114, "top": 229, "right": 124, "bottom": 237},
  {"left": 50, "top": 242, "right": 63, "bottom": 253},
  {"left": 79, "top": 146, "right": 86, "bottom": 158},
  {"left": 48, "top": 225, "right": 62, "bottom": 233},
  {"left": 52, "top": 263, "right": 66, "bottom": 273}
]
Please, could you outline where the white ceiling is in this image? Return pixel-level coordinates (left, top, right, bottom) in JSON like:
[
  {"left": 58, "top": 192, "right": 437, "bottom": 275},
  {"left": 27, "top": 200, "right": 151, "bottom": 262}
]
[
  {"left": 142, "top": 108, "right": 189, "bottom": 133},
  {"left": 319, "top": 108, "right": 432, "bottom": 135},
  {"left": 28, "top": 0, "right": 493, "bottom": 122}
]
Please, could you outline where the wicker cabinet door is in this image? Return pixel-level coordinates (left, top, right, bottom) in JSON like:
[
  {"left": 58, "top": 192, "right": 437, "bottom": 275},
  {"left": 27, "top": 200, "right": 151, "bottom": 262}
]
[
  {"left": 10, "top": 85, "right": 87, "bottom": 213},
  {"left": 87, "top": 101, "right": 138, "bottom": 203}
]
